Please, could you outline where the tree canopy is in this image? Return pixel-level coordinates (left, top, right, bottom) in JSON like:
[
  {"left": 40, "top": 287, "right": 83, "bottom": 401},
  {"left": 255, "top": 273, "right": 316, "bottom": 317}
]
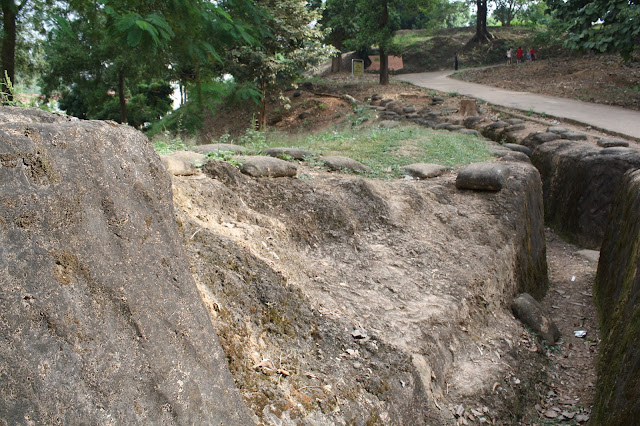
[{"left": 547, "top": 0, "right": 640, "bottom": 60}]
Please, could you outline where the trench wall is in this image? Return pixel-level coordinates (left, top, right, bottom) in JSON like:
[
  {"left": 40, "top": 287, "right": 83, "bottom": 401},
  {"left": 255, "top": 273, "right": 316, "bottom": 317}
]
[{"left": 592, "top": 169, "right": 640, "bottom": 424}]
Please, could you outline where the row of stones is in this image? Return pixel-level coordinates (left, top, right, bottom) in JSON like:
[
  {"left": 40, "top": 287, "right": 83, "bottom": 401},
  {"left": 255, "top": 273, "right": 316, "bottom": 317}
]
[{"left": 161, "top": 141, "right": 511, "bottom": 192}]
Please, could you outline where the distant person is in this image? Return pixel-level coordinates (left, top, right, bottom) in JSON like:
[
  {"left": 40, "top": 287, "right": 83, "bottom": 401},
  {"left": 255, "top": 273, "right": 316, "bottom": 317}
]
[
  {"left": 516, "top": 47, "right": 524, "bottom": 63},
  {"left": 454, "top": 52, "right": 459, "bottom": 70},
  {"left": 506, "top": 48, "right": 512, "bottom": 65},
  {"left": 526, "top": 47, "right": 531, "bottom": 61},
  {"left": 530, "top": 47, "right": 537, "bottom": 61}
]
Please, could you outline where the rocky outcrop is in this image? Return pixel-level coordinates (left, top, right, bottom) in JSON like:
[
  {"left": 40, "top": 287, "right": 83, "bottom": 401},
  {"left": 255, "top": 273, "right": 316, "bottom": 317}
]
[
  {"left": 532, "top": 141, "right": 640, "bottom": 248},
  {"left": 0, "top": 108, "right": 251, "bottom": 424},
  {"left": 592, "top": 169, "right": 640, "bottom": 424}
]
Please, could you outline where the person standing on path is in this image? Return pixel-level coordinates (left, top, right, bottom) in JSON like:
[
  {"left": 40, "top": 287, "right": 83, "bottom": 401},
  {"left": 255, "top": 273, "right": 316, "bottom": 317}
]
[
  {"left": 530, "top": 47, "right": 537, "bottom": 61},
  {"left": 454, "top": 52, "right": 459, "bottom": 70},
  {"left": 506, "top": 48, "right": 512, "bottom": 65},
  {"left": 516, "top": 47, "right": 524, "bottom": 63}
]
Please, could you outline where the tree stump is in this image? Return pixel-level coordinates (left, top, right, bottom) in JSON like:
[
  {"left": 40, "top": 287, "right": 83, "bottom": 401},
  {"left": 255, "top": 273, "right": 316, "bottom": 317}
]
[{"left": 460, "top": 99, "right": 478, "bottom": 117}]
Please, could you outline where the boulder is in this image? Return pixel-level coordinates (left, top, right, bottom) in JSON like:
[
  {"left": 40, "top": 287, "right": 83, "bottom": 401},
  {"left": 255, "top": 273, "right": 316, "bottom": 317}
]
[
  {"left": 321, "top": 156, "right": 372, "bottom": 173},
  {"left": 401, "top": 163, "right": 450, "bottom": 179},
  {"left": 261, "top": 147, "right": 313, "bottom": 160},
  {"left": 235, "top": 155, "right": 298, "bottom": 177},
  {"left": 456, "top": 162, "right": 510, "bottom": 191},
  {"left": 192, "top": 143, "right": 248, "bottom": 155},
  {"left": 512, "top": 293, "right": 560, "bottom": 344},
  {"left": 0, "top": 108, "right": 251, "bottom": 424}
]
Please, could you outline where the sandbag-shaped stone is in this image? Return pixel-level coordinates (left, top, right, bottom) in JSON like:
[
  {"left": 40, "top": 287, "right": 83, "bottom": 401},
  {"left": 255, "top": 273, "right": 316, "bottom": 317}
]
[
  {"left": 401, "top": 163, "right": 450, "bottom": 179},
  {"left": 597, "top": 138, "right": 629, "bottom": 148},
  {"left": 160, "top": 150, "right": 207, "bottom": 176},
  {"left": 235, "top": 155, "right": 298, "bottom": 177},
  {"left": 505, "top": 143, "right": 532, "bottom": 157},
  {"left": 456, "top": 162, "right": 510, "bottom": 191},
  {"left": 521, "top": 132, "right": 560, "bottom": 149},
  {"left": 321, "top": 156, "right": 372, "bottom": 173},
  {"left": 262, "top": 147, "right": 313, "bottom": 160},
  {"left": 192, "top": 143, "right": 248, "bottom": 155},
  {"left": 512, "top": 293, "right": 560, "bottom": 344}
]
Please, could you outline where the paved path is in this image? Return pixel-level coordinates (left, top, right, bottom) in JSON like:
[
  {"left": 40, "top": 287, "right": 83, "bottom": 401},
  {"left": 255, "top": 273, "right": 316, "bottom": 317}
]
[{"left": 395, "top": 70, "right": 640, "bottom": 140}]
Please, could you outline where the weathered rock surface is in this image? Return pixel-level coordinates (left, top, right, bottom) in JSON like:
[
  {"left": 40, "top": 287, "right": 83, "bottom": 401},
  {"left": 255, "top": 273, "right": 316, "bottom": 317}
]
[
  {"left": 532, "top": 140, "right": 640, "bottom": 248},
  {"left": 401, "top": 163, "right": 450, "bottom": 179},
  {"left": 512, "top": 293, "right": 560, "bottom": 343},
  {"left": 235, "top": 155, "right": 298, "bottom": 178},
  {"left": 261, "top": 147, "right": 313, "bottom": 160},
  {"left": 192, "top": 143, "right": 248, "bottom": 155},
  {"left": 0, "top": 108, "right": 251, "bottom": 424},
  {"left": 321, "top": 155, "right": 372, "bottom": 173},
  {"left": 593, "top": 169, "right": 640, "bottom": 424},
  {"left": 456, "top": 162, "right": 510, "bottom": 191}
]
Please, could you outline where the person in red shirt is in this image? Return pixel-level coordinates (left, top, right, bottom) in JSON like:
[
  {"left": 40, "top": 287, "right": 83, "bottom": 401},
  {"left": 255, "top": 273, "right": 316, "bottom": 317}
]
[
  {"left": 516, "top": 47, "right": 524, "bottom": 63},
  {"left": 530, "top": 47, "right": 537, "bottom": 61}
]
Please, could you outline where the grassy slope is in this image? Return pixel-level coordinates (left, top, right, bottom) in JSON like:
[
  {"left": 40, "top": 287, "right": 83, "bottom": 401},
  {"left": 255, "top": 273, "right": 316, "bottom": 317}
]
[{"left": 393, "top": 26, "right": 563, "bottom": 72}]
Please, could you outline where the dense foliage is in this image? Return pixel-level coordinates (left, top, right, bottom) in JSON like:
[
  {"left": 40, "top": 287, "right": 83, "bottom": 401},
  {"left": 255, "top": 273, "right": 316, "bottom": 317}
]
[{"left": 547, "top": 0, "right": 640, "bottom": 60}]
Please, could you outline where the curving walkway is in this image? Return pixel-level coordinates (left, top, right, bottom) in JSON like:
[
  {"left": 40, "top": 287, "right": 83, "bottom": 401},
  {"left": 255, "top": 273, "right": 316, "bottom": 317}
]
[{"left": 395, "top": 70, "right": 640, "bottom": 140}]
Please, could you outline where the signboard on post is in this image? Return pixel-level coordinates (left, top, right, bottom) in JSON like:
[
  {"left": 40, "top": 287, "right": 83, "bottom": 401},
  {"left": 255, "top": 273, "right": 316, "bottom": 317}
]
[{"left": 352, "top": 59, "right": 364, "bottom": 78}]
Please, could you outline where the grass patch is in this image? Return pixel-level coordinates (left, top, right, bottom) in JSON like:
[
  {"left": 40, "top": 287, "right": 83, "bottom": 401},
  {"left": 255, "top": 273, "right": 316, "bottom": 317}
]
[
  {"left": 151, "top": 133, "right": 194, "bottom": 154},
  {"left": 258, "top": 123, "right": 491, "bottom": 179}
]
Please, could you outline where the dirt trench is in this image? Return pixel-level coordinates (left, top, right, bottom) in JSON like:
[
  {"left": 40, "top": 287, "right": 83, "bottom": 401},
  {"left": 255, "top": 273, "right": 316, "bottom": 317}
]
[{"left": 168, "top": 156, "right": 599, "bottom": 424}]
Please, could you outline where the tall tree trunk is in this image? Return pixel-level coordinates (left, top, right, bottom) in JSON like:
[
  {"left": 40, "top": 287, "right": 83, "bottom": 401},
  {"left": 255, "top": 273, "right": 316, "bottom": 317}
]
[
  {"left": 258, "top": 77, "right": 267, "bottom": 130},
  {"left": 470, "top": 0, "right": 493, "bottom": 44},
  {"left": 1, "top": 1, "right": 18, "bottom": 103},
  {"left": 379, "top": 1, "right": 389, "bottom": 85},
  {"left": 117, "top": 69, "right": 127, "bottom": 124},
  {"left": 379, "top": 47, "right": 389, "bottom": 85},
  {"left": 331, "top": 30, "right": 344, "bottom": 73}
]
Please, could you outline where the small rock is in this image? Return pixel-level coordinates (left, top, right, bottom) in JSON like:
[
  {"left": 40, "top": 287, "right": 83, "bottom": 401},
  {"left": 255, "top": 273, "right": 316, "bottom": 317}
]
[
  {"left": 576, "top": 414, "right": 590, "bottom": 423},
  {"left": 380, "top": 98, "right": 394, "bottom": 105},
  {"left": 504, "top": 123, "right": 526, "bottom": 132},
  {"left": 293, "top": 90, "right": 302, "bottom": 97},
  {"left": 561, "top": 132, "right": 587, "bottom": 141},
  {"left": 456, "top": 162, "right": 510, "bottom": 191},
  {"left": 575, "top": 249, "right": 600, "bottom": 263},
  {"left": 463, "top": 116, "right": 484, "bottom": 128},
  {"left": 547, "top": 126, "right": 569, "bottom": 134},
  {"left": 235, "top": 155, "right": 298, "bottom": 178},
  {"left": 403, "top": 106, "right": 416, "bottom": 113},
  {"left": 543, "top": 409, "right": 558, "bottom": 419},
  {"left": 262, "top": 147, "right": 313, "bottom": 160},
  {"left": 456, "top": 128, "right": 481, "bottom": 137},
  {"left": 505, "top": 118, "right": 524, "bottom": 125},
  {"left": 504, "top": 143, "right": 532, "bottom": 157},
  {"left": 405, "top": 113, "right": 421, "bottom": 119},
  {"left": 485, "top": 121, "right": 509, "bottom": 129},
  {"left": 597, "top": 137, "right": 629, "bottom": 148},
  {"left": 401, "top": 163, "right": 450, "bottom": 179},
  {"left": 379, "top": 120, "right": 401, "bottom": 129},
  {"left": 512, "top": 293, "right": 561, "bottom": 343},
  {"left": 352, "top": 329, "right": 368, "bottom": 339}
]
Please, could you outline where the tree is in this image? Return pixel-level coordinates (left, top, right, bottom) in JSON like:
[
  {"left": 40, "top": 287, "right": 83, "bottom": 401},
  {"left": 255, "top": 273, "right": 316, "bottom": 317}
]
[
  {"left": 547, "top": 0, "right": 640, "bottom": 60},
  {"left": 469, "top": 0, "right": 494, "bottom": 43},
  {"left": 318, "top": 0, "right": 358, "bottom": 72},
  {"left": 1, "top": 0, "right": 53, "bottom": 102},
  {"left": 42, "top": 1, "right": 173, "bottom": 123},
  {"left": 493, "top": 0, "right": 528, "bottom": 27},
  {"left": 231, "top": 0, "right": 333, "bottom": 129}
]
